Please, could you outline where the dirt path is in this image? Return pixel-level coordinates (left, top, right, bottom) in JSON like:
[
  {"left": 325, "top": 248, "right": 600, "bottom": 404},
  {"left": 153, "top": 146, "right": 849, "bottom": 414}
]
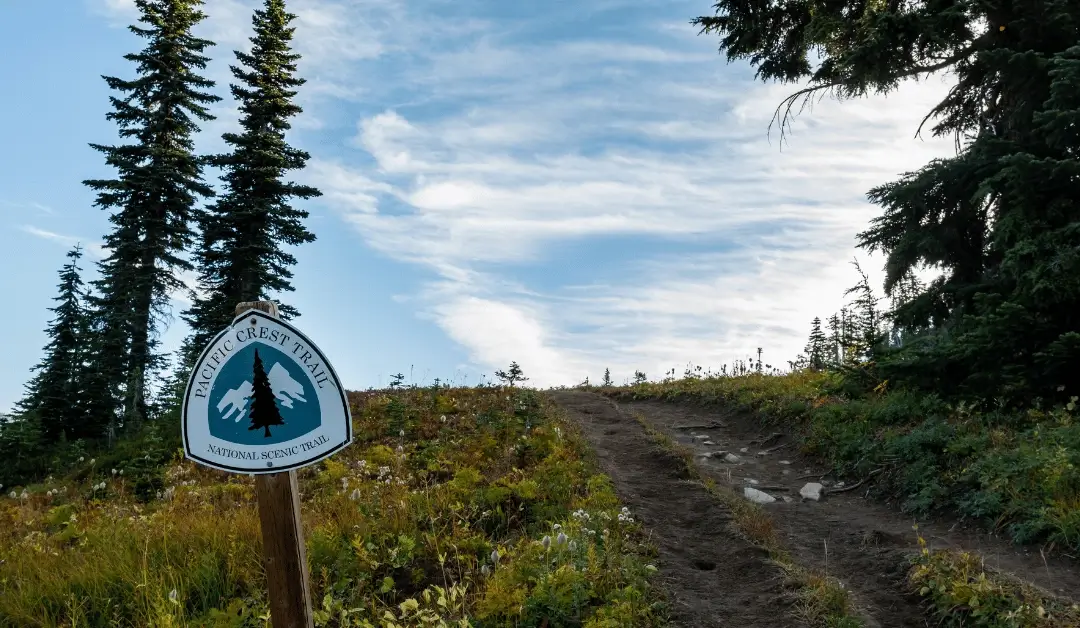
[
  {"left": 549, "top": 390, "right": 805, "bottom": 628},
  {"left": 608, "top": 397, "right": 1080, "bottom": 622}
]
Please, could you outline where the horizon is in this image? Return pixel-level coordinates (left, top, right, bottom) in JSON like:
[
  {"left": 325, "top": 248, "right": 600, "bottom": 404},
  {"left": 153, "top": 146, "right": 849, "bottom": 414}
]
[{"left": 0, "top": 0, "right": 956, "bottom": 412}]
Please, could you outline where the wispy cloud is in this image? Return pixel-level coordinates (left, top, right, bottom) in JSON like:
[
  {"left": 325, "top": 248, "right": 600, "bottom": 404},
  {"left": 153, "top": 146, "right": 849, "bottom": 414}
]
[
  {"left": 2, "top": 200, "right": 54, "bottom": 215},
  {"left": 301, "top": 5, "right": 957, "bottom": 387},
  {"left": 21, "top": 225, "right": 105, "bottom": 259}
]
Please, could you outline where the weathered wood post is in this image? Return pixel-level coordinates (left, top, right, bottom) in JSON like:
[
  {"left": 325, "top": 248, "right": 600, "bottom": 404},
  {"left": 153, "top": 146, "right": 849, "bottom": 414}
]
[
  {"left": 181, "top": 298, "right": 352, "bottom": 628},
  {"left": 236, "top": 301, "right": 314, "bottom": 628}
]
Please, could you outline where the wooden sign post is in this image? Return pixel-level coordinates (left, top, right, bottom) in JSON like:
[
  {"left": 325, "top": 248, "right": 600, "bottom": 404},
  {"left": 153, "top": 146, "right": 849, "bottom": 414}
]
[
  {"left": 241, "top": 301, "right": 314, "bottom": 628},
  {"left": 181, "top": 300, "right": 353, "bottom": 628}
]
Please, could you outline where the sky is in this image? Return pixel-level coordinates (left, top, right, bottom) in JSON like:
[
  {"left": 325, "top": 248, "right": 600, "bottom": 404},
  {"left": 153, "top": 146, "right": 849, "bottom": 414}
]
[{"left": 0, "top": 0, "right": 958, "bottom": 411}]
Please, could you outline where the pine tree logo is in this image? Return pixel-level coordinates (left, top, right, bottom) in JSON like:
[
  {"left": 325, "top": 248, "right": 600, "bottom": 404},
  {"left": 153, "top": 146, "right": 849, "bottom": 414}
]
[{"left": 248, "top": 349, "right": 285, "bottom": 438}]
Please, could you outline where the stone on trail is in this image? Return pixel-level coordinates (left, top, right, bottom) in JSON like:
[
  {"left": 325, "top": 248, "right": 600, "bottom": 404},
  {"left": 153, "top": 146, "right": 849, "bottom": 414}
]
[
  {"left": 703, "top": 441, "right": 716, "bottom": 446},
  {"left": 744, "top": 478, "right": 759, "bottom": 485},
  {"left": 723, "top": 453, "right": 741, "bottom": 463},
  {"left": 739, "top": 447, "right": 749, "bottom": 453},
  {"left": 778, "top": 460, "right": 791, "bottom": 465},
  {"left": 693, "top": 435, "right": 709, "bottom": 440},
  {"left": 743, "top": 487, "right": 776, "bottom": 504},
  {"left": 799, "top": 483, "right": 824, "bottom": 501}
]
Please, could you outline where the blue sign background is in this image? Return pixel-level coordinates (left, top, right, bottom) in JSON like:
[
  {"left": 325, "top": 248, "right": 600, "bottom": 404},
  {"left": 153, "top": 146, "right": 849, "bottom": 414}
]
[{"left": 208, "top": 341, "right": 322, "bottom": 445}]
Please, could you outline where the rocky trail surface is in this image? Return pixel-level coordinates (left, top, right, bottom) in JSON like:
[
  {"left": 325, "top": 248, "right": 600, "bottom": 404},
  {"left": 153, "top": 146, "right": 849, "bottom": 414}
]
[{"left": 549, "top": 390, "right": 1080, "bottom": 628}]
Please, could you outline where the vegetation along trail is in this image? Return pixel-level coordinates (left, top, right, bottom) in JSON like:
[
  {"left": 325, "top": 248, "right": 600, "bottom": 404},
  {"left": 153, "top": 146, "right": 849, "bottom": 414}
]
[{"left": 552, "top": 389, "right": 1080, "bottom": 627}]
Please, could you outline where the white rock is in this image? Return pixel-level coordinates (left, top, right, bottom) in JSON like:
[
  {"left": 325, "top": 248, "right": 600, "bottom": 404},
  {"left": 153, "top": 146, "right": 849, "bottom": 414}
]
[
  {"left": 739, "top": 447, "right": 749, "bottom": 453},
  {"left": 836, "top": 481, "right": 846, "bottom": 487},
  {"left": 781, "top": 496, "right": 793, "bottom": 503},
  {"left": 778, "top": 460, "right": 791, "bottom": 465},
  {"left": 743, "top": 487, "right": 776, "bottom": 504},
  {"left": 781, "top": 469, "right": 791, "bottom": 476},
  {"left": 799, "top": 483, "right": 824, "bottom": 501},
  {"left": 703, "top": 441, "right": 716, "bottom": 446},
  {"left": 744, "top": 478, "right": 759, "bottom": 485},
  {"left": 756, "top": 451, "right": 768, "bottom": 456},
  {"left": 693, "top": 435, "right": 709, "bottom": 440},
  {"left": 723, "top": 453, "right": 741, "bottom": 463}
]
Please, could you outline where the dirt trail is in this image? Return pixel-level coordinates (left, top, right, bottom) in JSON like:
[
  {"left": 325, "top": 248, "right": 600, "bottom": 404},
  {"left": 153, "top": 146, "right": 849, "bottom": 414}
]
[
  {"left": 589, "top": 394, "right": 1080, "bottom": 625},
  {"left": 549, "top": 390, "right": 804, "bottom": 628}
]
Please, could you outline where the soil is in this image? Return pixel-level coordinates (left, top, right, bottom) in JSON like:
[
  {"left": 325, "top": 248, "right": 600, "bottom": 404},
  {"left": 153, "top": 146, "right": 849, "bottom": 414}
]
[
  {"left": 548, "top": 391, "right": 1080, "bottom": 628},
  {"left": 549, "top": 390, "right": 805, "bottom": 628}
]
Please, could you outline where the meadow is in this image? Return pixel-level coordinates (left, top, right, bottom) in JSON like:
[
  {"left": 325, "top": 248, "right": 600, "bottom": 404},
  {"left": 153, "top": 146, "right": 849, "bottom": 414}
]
[{"left": 0, "top": 386, "right": 665, "bottom": 627}]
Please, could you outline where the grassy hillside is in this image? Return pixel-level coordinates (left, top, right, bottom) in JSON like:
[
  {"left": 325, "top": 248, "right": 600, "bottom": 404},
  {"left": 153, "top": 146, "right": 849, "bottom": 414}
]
[
  {"left": 601, "top": 370, "right": 1080, "bottom": 553},
  {"left": 0, "top": 386, "right": 664, "bottom": 627}
]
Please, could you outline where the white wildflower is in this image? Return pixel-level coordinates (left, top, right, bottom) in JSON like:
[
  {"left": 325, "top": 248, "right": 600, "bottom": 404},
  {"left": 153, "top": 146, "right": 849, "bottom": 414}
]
[
  {"left": 556, "top": 532, "right": 567, "bottom": 546},
  {"left": 89, "top": 459, "right": 95, "bottom": 465},
  {"left": 111, "top": 469, "right": 117, "bottom": 476},
  {"left": 552, "top": 523, "right": 562, "bottom": 531},
  {"left": 350, "top": 489, "right": 361, "bottom": 501},
  {"left": 568, "top": 540, "right": 577, "bottom": 551},
  {"left": 169, "top": 588, "right": 178, "bottom": 604},
  {"left": 78, "top": 456, "right": 85, "bottom": 462},
  {"left": 491, "top": 549, "right": 500, "bottom": 565},
  {"left": 8, "top": 491, "right": 15, "bottom": 499},
  {"left": 440, "top": 415, "right": 447, "bottom": 422},
  {"left": 541, "top": 535, "right": 551, "bottom": 550}
]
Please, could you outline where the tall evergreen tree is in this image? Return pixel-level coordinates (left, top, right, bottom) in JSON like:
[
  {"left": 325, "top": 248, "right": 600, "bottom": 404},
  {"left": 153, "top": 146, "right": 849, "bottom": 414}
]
[
  {"left": 85, "top": 0, "right": 220, "bottom": 434},
  {"left": 18, "top": 245, "right": 90, "bottom": 441},
  {"left": 181, "top": 0, "right": 320, "bottom": 369},
  {"left": 695, "top": 0, "right": 1080, "bottom": 404},
  {"left": 803, "top": 317, "right": 829, "bottom": 370}
]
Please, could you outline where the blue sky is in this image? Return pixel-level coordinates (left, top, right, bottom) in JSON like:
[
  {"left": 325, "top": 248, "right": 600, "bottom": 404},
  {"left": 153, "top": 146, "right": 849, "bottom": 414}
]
[{"left": 0, "top": 0, "right": 957, "bottom": 410}]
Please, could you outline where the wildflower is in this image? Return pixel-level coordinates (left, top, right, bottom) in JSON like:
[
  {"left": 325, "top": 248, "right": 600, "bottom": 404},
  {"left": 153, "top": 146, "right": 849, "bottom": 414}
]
[
  {"left": 542, "top": 535, "right": 551, "bottom": 550},
  {"left": 491, "top": 548, "right": 500, "bottom": 565},
  {"left": 8, "top": 491, "right": 14, "bottom": 499},
  {"left": 399, "top": 429, "right": 405, "bottom": 437},
  {"left": 556, "top": 532, "right": 567, "bottom": 546},
  {"left": 119, "top": 469, "right": 123, "bottom": 476},
  {"left": 568, "top": 540, "right": 577, "bottom": 551},
  {"left": 78, "top": 456, "right": 85, "bottom": 462},
  {"left": 440, "top": 415, "right": 447, "bottom": 422},
  {"left": 111, "top": 468, "right": 117, "bottom": 476},
  {"left": 350, "top": 489, "right": 361, "bottom": 501},
  {"left": 20, "top": 490, "right": 28, "bottom": 500},
  {"left": 396, "top": 445, "right": 404, "bottom": 453},
  {"left": 169, "top": 588, "right": 179, "bottom": 604},
  {"left": 480, "top": 565, "right": 491, "bottom": 577},
  {"left": 89, "top": 459, "right": 95, "bottom": 465},
  {"left": 341, "top": 478, "right": 349, "bottom": 490},
  {"left": 552, "top": 523, "right": 562, "bottom": 531}
]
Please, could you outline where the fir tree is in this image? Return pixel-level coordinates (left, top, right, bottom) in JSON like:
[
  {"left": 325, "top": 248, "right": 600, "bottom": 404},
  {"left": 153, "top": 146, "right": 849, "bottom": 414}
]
[
  {"left": 19, "top": 245, "right": 90, "bottom": 441},
  {"left": 495, "top": 362, "right": 528, "bottom": 387},
  {"left": 181, "top": 0, "right": 320, "bottom": 370},
  {"left": 602, "top": 368, "right": 612, "bottom": 387},
  {"left": 248, "top": 349, "right": 285, "bottom": 437},
  {"left": 85, "top": 0, "right": 220, "bottom": 433},
  {"left": 695, "top": 0, "right": 1080, "bottom": 404},
  {"left": 803, "top": 317, "right": 829, "bottom": 371}
]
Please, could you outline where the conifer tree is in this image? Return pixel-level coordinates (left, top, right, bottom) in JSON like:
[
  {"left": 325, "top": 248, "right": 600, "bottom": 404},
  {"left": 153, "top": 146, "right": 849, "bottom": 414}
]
[
  {"left": 248, "top": 349, "right": 284, "bottom": 437},
  {"left": 695, "top": 0, "right": 1080, "bottom": 404},
  {"left": 19, "top": 245, "right": 90, "bottom": 441},
  {"left": 602, "top": 368, "right": 612, "bottom": 387},
  {"left": 181, "top": 0, "right": 320, "bottom": 369},
  {"left": 803, "top": 317, "right": 829, "bottom": 370},
  {"left": 85, "top": 0, "right": 220, "bottom": 433}
]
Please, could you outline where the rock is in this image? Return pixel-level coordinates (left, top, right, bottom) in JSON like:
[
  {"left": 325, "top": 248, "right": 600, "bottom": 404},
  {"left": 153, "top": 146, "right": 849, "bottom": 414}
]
[
  {"left": 693, "top": 435, "right": 709, "bottom": 440},
  {"left": 781, "top": 496, "right": 793, "bottom": 503},
  {"left": 781, "top": 469, "right": 791, "bottom": 476},
  {"left": 702, "top": 441, "right": 716, "bottom": 446},
  {"left": 723, "top": 453, "right": 741, "bottom": 463},
  {"left": 743, "top": 487, "right": 776, "bottom": 504},
  {"left": 778, "top": 460, "right": 791, "bottom": 465},
  {"left": 739, "top": 447, "right": 749, "bottom": 453},
  {"left": 835, "top": 481, "right": 846, "bottom": 487},
  {"left": 756, "top": 451, "right": 768, "bottom": 456},
  {"left": 799, "top": 483, "right": 824, "bottom": 501},
  {"left": 744, "top": 478, "right": 759, "bottom": 485}
]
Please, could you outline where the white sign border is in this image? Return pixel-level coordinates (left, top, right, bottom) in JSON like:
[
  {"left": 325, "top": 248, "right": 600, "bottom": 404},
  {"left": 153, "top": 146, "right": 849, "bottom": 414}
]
[{"left": 181, "top": 308, "right": 353, "bottom": 474}]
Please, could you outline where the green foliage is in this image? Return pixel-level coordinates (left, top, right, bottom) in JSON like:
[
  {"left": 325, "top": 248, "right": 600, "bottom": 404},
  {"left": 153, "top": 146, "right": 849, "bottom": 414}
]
[
  {"left": 85, "top": 0, "right": 221, "bottom": 429},
  {"left": 180, "top": 0, "right": 320, "bottom": 369},
  {"left": 494, "top": 362, "right": 528, "bottom": 388},
  {"left": 0, "top": 387, "right": 664, "bottom": 627}
]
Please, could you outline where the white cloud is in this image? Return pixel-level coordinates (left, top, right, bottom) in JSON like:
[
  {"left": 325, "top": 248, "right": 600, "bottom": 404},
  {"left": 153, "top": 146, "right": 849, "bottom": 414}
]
[
  {"left": 308, "top": 20, "right": 958, "bottom": 386},
  {"left": 21, "top": 226, "right": 106, "bottom": 259}
]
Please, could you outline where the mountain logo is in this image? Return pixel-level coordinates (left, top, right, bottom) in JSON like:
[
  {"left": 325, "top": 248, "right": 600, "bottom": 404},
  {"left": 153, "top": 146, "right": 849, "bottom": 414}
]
[{"left": 182, "top": 308, "right": 352, "bottom": 474}]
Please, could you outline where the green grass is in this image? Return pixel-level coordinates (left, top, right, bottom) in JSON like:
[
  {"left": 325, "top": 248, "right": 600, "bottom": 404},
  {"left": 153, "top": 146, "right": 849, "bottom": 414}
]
[{"left": 0, "top": 386, "right": 666, "bottom": 628}]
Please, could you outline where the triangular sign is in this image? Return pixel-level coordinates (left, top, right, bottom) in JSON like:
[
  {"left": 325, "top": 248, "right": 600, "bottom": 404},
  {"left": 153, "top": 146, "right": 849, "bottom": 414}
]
[{"left": 182, "top": 308, "right": 352, "bottom": 473}]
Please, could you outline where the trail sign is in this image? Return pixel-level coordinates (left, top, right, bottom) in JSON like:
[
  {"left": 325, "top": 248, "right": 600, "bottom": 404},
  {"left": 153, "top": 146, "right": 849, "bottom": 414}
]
[{"left": 182, "top": 305, "right": 352, "bottom": 474}]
